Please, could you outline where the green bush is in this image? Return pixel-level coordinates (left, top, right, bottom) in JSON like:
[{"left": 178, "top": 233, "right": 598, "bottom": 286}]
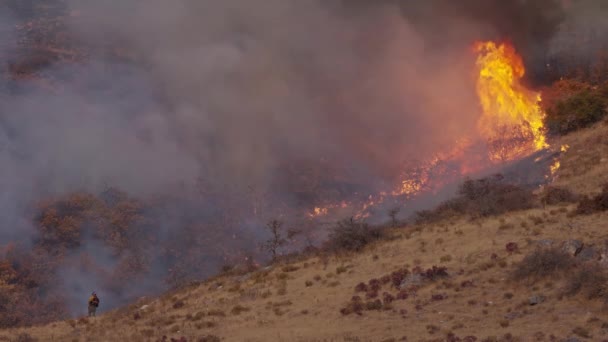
[{"left": 546, "top": 90, "right": 607, "bottom": 135}]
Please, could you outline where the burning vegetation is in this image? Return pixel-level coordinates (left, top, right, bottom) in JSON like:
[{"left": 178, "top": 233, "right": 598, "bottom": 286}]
[{"left": 474, "top": 41, "right": 548, "bottom": 161}]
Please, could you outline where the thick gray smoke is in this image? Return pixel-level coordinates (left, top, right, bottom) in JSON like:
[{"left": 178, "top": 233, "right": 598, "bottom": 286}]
[{"left": 2, "top": 0, "right": 604, "bottom": 318}]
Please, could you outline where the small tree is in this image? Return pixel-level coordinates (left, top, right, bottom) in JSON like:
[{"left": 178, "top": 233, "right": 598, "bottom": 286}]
[
  {"left": 261, "top": 220, "right": 287, "bottom": 261},
  {"left": 388, "top": 207, "right": 401, "bottom": 227}
]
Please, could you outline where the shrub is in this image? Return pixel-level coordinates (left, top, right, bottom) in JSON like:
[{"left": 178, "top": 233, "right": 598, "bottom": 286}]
[
  {"left": 422, "top": 266, "right": 448, "bottom": 281},
  {"left": 512, "top": 248, "right": 575, "bottom": 281},
  {"left": 230, "top": 305, "right": 251, "bottom": 315},
  {"left": 197, "top": 335, "right": 221, "bottom": 342},
  {"left": 206, "top": 309, "right": 226, "bottom": 317},
  {"left": 564, "top": 263, "right": 608, "bottom": 300},
  {"left": 15, "top": 333, "right": 37, "bottom": 342},
  {"left": 575, "top": 184, "right": 608, "bottom": 215},
  {"left": 505, "top": 242, "right": 519, "bottom": 254},
  {"left": 415, "top": 175, "right": 536, "bottom": 223},
  {"left": 323, "top": 218, "right": 384, "bottom": 252},
  {"left": 541, "top": 186, "right": 578, "bottom": 205},
  {"left": 354, "top": 282, "right": 368, "bottom": 292},
  {"left": 172, "top": 300, "right": 185, "bottom": 309},
  {"left": 572, "top": 326, "right": 592, "bottom": 338},
  {"left": 546, "top": 89, "right": 607, "bottom": 135}
]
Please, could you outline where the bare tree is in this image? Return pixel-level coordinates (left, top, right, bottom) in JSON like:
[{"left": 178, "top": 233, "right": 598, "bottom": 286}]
[
  {"left": 261, "top": 220, "right": 287, "bottom": 261},
  {"left": 388, "top": 207, "right": 401, "bottom": 227}
]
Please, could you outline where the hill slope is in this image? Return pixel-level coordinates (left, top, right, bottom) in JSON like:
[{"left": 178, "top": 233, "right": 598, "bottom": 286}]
[{"left": 3, "top": 123, "right": 608, "bottom": 342}]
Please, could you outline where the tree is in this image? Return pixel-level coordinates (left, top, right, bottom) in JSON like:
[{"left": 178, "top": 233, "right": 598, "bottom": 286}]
[
  {"left": 388, "top": 207, "right": 401, "bottom": 227},
  {"left": 260, "top": 220, "right": 287, "bottom": 261}
]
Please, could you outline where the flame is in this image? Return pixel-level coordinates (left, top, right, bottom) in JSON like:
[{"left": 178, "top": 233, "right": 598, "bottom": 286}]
[
  {"left": 307, "top": 201, "right": 348, "bottom": 218},
  {"left": 474, "top": 41, "right": 548, "bottom": 162},
  {"left": 549, "top": 160, "right": 561, "bottom": 177}
]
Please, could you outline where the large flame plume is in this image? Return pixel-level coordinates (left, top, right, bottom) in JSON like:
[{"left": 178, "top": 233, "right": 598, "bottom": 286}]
[{"left": 474, "top": 41, "right": 548, "bottom": 162}]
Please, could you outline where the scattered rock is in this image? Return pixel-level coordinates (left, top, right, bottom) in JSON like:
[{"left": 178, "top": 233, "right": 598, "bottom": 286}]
[
  {"left": 561, "top": 240, "right": 583, "bottom": 256},
  {"left": 529, "top": 294, "right": 545, "bottom": 306},
  {"left": 576, "top": 245, "right": 599, "bottom": 262}
]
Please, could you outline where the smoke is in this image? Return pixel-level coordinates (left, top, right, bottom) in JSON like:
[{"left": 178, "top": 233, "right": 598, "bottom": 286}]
[
  {"left": 0, "top": 0, "right": 602, "bottom": 318},
  {"left": 547, "top": 0, "right": 608, "bottom": 77}
]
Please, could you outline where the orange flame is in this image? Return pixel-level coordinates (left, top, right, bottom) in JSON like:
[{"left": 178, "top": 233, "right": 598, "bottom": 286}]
[{"left": 474, "top": 41, "right": 548, "bottom": 162}]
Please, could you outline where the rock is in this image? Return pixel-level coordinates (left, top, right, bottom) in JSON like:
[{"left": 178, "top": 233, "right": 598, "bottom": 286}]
[
  {"left": 399, "top": 274, "right": 423, "bottom": 289},
  {"left": 529, "top": 294, "right": 545, "bottom": 306},
  {"left": 536, "top": 239, "right": 555, "bottom": 248},
  {"left": 576, "top": 245, "right": 599, "bottom": 262},
  {"left": 139, "top": 305, "right": 149, "bottom": 311},
  {"left": 561, "top": 338, "right": 581, "bottom": 342},
  {"left": 561, "top": 240, "right": 583, "bottom": 256}
]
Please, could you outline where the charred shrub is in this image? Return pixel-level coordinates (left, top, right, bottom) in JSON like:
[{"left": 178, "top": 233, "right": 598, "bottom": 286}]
[
  {"left": 575, "top": 184, "right": 608, "bottom": 215},
  {"left": 546, "top": 89, "right": 607, "bottom": 135},
  {"left": 324, "top": 218, "right": 384, "bottom": 252},
  {"left": 541, "top": 186, "right": 578, "bottom": 205},
  {"left": 512, "top": 248, "right": 575, "bottom": 281}
]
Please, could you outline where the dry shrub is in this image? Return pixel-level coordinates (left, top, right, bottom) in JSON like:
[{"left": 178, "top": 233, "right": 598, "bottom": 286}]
[
  {"left": 323, "top": 218, "right": 385, "bottom": 252},
  {"left": 575, "top": 184, "right": 608, "bottom": 215},
  {"left": 416, "top": 175, "right": 536, "bottom": 223},
  {"left": 206, "top": 309, "right": 225, "bottom": 317},
  {"left": 281, "top": 265, "right": 299, "bottom": 273},
  {"left": 572, "top": 326, "right": 592, "bottom": 338},
  {"left": 197, "top": 335, "right": 221, "bottom": 342},
  {"left": 541, "top": 186, "right": 578, "bottom": 205},
  {"left": 230, "top": 305, "right": 250, "bottom": 315},
  {"left": 512, "top": 248, "right": 575, "bottom": 281},
  {"left": 172, "top": 300, "right": 185, "bottom": 309},
  {"left": 564, "top": 263, "right": 608, "bottom": 301},
  {"left": 15, "top": 333, "right": 37, "bottom": 342}
]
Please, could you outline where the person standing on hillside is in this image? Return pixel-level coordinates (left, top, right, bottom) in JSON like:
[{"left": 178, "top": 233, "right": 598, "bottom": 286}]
[{"left": 88, "top": 292, "right": 100, "bottom": 317}]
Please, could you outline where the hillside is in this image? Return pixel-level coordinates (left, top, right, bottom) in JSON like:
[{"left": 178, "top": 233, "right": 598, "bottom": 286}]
[{"left": 3, "top": 121, "right": 608, "bottom": 341}]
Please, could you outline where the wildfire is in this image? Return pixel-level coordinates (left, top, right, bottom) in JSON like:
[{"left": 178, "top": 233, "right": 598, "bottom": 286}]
[
  {"left": 308, "top": 41, "right": 559, "bottom": 221},
  {"left": 474, "top": 41, "right": 548, "bottom": 162}
]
